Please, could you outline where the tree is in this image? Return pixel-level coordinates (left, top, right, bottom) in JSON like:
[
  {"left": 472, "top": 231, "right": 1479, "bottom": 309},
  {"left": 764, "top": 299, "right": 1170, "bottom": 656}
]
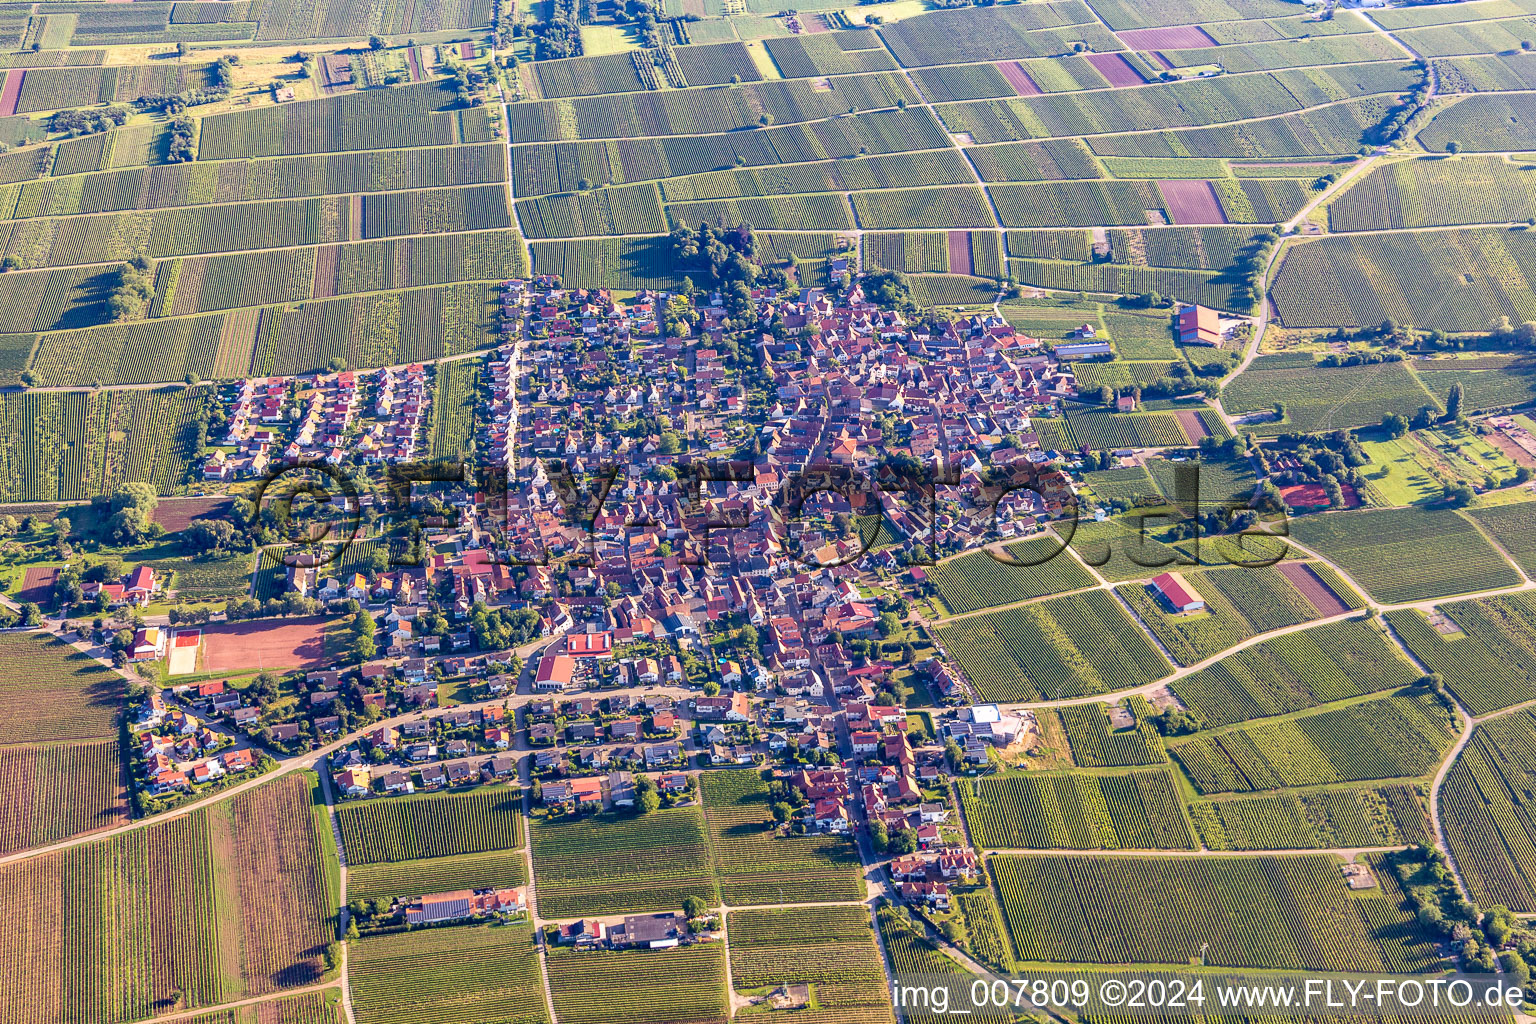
[
  {"left": 939, "top": 919, "right": 964, "bottom": 944},
  {"left": 888, "top": 827, "right": 917, "bottom": 855},
  {"left": 18, "top": 602, "right": 40, "bottom": 626},
  {"left": 878, "top": 611, "right": 901, "bottom": 637},
  {"left": 186, "top": 517, "right": 236, "bottom": 554},
  {"left": 1446, "top": 141, "right": 1461, "bottom": 155},
  {"left": 1381, "top": 412, "right": 1408, "bottom": 438},
  {"left": 869, "top": 817, "right": 889, "bottom": 852},
  {"left": 1445, "top": 381, "right": 1464, "bottom": 421},
  {"left": 638, "top": 788, "right": 661, "bottom": 813},
  {"left": 683, "top": 896, "right": 708, "bottom": 919},
  {"left": 703, "top": 681, "right": 720, "bottom": 697},
  {"left": 369, "top": 34, "right": 386, "bottom": 49},
  {"left": 771, "top": 801, "right": 793, "bottom": 824},
  {"left": 1411, "top": 404, "right": 1436, "bottom": 430},
  {"left": 1445, "top": 481, "right": 1476, "bottom": 507}
]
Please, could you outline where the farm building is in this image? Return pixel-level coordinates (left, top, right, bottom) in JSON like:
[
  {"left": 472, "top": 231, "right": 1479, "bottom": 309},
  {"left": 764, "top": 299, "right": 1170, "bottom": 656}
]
[
  {"left": 1177, "top": 305, "right": 1222, "bottom": 346},
  {"left": 1056, "top": 342, "right": 1113, "bottom": 360},
  {"left": 1151, "top": 573, "right": 1205, "bottom": 613}
]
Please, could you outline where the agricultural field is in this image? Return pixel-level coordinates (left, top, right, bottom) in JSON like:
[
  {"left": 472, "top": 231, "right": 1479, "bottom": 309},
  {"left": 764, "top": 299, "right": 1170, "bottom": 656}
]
[
  {"left": 957, "top": 769, "right": 1195, "bottom": 849},
  {"left": 1466, "top": 499, "right": 1536, "bottom": 575},
  {"left": 0, "top": 740, "right": 126, "bottom": 857},
  {"left": 927, "top": 540, "right": 1095, "bottom": 616},
  {"left": 0, "top": 631, "right": 122, "bottom": 744},
  {"left": 877, "top": 906, "right": 1019, "bottom": 1024},
  {"left": 1329, "top": 156, "right": 1536, "bottom": 231},
  {"left": 1388, "top": 593, "right": 1536, "bottom": 716},
  {"left": 990, "top": 852, "right": 1437, "bottom": 972},
  {"left": 1222, "top": 358, "right": 1439, "bottom": 437},
  {"left": 1059, "top": 696, "right": 1168, "bottom": 767},
  {"left": 1168, "top": 688, "right": 1459, "bottom": 794},
  {"left": 1057, "top": 517, "right": 1197, "bottom": 584},
  {"left": 1118, "top": 565, "right": 1324, "bottom": 665},
  {"left": 1271, "top": 229, "right": 1536, "bottom": 332},
  {"left": 1033, "top": 405, "right": 1192, "bottom": 450},
  {"left": 1169, "top": 617, "right": 1418, "bottom": 728},
  {"left": 1414, "top": 356, "right": 1536, "bottom": 415},
  {"left": 530, "top": 807, "right": 717, "bottom": 918},
  {"left": 351, "top": 924, "right": 549, "bottom": 1024},
  {"left": 1191, "top": 783, "right": 1432, "bottom": 851},
  {"left": 1289, "top": 506, "right": 1522, "bottom": 604},
  {"left": 727, "top": 907, "right": 892, "bottom": 1021},
  {"left": 0, "top": 773, "right": 334, "bottom": 1024},
  {"left": 545, "top": 944, "right": 728, "bottom": 1024},
  {"left": 1418, "top": 93, "right": 1536, "bottom": 152},
  {"left": 1081, "top": 463, "right": 1159, "bottom": 506},
  {"left": 0, "top": 389, "right": 213, "bottom": 496},
  {"left": 428, "top": 360, "right": 479, "bottom": 461},
  {"left": 700, "top": 769, "right": 864, "bottom": 904},
  {"left": 336, "top": 786, "right": 524, "bottom": 865},
  {"left": 932, "top": 589, "right": 1170, "bottom": 702},
  {"left": 346, "top": 850, "right": 528, "bottom": 907},
  {"left": 1440, "top": 709, "right": 1536, "bottom": 913}
]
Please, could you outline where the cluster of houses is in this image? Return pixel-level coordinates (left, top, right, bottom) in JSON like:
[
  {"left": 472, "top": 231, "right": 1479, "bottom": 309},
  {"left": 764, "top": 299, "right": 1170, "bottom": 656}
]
[
  {"left": 84, "top": 565, "right": 160, "bottom": 608},
  {"left": 332, "top": 699, "right": 518, "bottom": 797},
  {"left": 202, "top": 364, "right": 434, "bottom": 481},
  {"left": 131, "top": 687, "right": 260, "bottom": 795}
]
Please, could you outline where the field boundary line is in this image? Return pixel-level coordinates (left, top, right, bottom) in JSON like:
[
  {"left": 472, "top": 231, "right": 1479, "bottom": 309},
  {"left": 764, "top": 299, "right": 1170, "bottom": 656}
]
[{"left": 126, "top": 980, "right": 343, "bottom": 1024}]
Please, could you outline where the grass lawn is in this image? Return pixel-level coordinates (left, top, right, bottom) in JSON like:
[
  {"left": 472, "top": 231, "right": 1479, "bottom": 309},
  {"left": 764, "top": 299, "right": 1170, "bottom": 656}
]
[
  {"left": 438, "top": 678, "right": 477, "bottom": 707},
  {"left": 744, "top": 39, "right": 781, "bottom": 79},
  {"left": 1360, "top": 436, "right": 1443, "bottom": 506},
  {"left": 581, "top": 23, "right": 644, "bottom": 54},
  {"left": 906, "top": 711, "right": 935, "bottom": 741}
]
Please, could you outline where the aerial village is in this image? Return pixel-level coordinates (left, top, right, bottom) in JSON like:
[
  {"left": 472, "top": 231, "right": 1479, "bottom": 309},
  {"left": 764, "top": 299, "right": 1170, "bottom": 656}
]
[{"left": 118, "top": 270, "right": 1244, "bottom": 932}]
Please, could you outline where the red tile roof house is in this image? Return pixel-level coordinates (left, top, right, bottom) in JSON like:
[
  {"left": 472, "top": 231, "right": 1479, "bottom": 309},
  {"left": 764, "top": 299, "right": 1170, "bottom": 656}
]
[
  {"left": 1150, "top": 573, "right": 1204, "bottom": 613},
  {"left": 124, "top": 565, "right": 158, "bottom": 605}
]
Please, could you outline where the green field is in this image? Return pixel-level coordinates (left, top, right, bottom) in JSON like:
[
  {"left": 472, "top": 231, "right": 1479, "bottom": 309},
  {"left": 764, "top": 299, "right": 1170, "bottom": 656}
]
[
  {"left": 933, "top": 589, "right": 1170, "bottom": 702},
  {"left": 1271, "top": 229, "right": 1536, "bottom": 333},
  {"left": 990, "top": 852, "right": 1436, "bottom": 972},
  {"left": 1168, "top": 689, "right": 1458, "bottom": 794},
  {"left": 1059, "top": 697, "right": 1167, "bottom": 767},
  {"left": 958, "top": 769, "right": 1194, "bottom": 850},
  {"left": 336, "top": 786, "right": 525, "bottom": 865},
  {"left": 1388, "top": 593, "right": 1536, "bottom": 716},
  {"left": 1168, "top": 617, "right": 1419, "bottom": 729},
  {"left": 545, "top": 944, "right": 728, "bottom": 1024},
  {"left": 1191, "top": 783, "right": 1431, "bottom": 851},
  {"left": 1330, "top": 156, "right": 1536, "bottom": 231},
  {"left": 530, "top": 807, "right": 717, "bottom": 918},
  {"left": 1466, "top": 499, "right": 1536, "bottom": 574},
  {"left": 351, "top": 924, "right": 549, "bottom": 1024},
  {"left": 1440, "top": 709, "right": 1536, "bottom": 913},
  {"left": 1119, "top": 565, "right": 1322, "bottom": 665},
  {"left": 1289, "top": 506, "right": 1521, "bottom": 604},
  {"left": 1415, "top": 356, "right": 1536, "bottom": 414},
  {"left": 928, "top": 539, "right": 1096, "bottom": 616},
  {"left": 701, "top": 770, "right": 864, "bottom": 905},
  {"left": 347, "top": 850, "right": 529, "bottom": 906},
  {"left": 728, "top": 907, "right": 892, "bottom": 1021},
  {"left": 1222, "top": 358, "right": 1439, "bottom": 437}
]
